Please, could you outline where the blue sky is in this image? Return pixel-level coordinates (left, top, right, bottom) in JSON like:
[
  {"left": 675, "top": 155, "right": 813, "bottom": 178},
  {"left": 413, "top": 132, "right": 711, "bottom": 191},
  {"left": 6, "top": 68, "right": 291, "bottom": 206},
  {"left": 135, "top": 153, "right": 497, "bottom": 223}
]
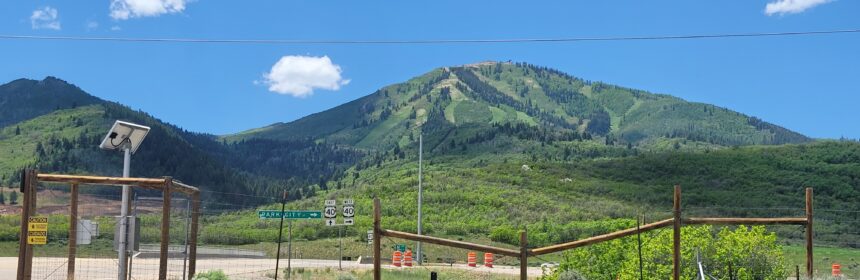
[{"left": 1, "top": 1, "right": 858, "bottom": 138}]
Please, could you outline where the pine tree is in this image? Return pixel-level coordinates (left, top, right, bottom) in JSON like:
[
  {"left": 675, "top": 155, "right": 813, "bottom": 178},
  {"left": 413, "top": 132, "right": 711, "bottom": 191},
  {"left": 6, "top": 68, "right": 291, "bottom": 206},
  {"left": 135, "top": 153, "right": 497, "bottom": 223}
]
[{"left": 15, "top": 126, "right": 20, "bottom": 135}]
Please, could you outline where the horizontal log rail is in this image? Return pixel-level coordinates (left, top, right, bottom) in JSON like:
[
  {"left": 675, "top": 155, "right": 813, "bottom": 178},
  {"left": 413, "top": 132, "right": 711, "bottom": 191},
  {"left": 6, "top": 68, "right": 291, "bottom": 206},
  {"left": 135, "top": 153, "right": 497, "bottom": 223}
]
[
  {"left": 169, "top": 181, "right": 200, "bottom": 195},
  {"left": 380, "top": 229, "right": 520, "bottom": 257},
  {"left": 37, "top": 174, "right": 167, "bottom": 188},
  {"left": 685, "top": 217, "right": 807, "bottom": 225},
  {"left": 531, "top": 218, "right": 674, "bottom": 256}
]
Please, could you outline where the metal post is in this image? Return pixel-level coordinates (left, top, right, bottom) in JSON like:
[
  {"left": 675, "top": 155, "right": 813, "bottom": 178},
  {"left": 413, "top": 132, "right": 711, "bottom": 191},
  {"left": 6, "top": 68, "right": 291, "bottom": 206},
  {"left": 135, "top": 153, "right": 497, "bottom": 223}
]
[
  {"left": 805, "top": 188, "right": 813, "bottom": 279},
  {"left": 795, "top": 264, "right": 800, "bottom": 280},
  {"left": 275, "top": 191, "right": 287, "bottom": 280},
  {"left": 673, "top": 185, "right": 681, "bottom": 280},
  {"left": 373, "top": 198, "right": 381, "bottom": 280},
  {"left": 287, "top": 219, "right": 292, "bottom": 280},
  {"left": 68, "top": 183, "right": 79, "bottom": 280},
  {"left": 118, "top": 147, "right": 131, "bottom": 280},
  {"left": 416, "top": 133, "right": 423, "bottom": 265},
  {"left": 339, "top": 226, "right": 343, "bottom": 270}
]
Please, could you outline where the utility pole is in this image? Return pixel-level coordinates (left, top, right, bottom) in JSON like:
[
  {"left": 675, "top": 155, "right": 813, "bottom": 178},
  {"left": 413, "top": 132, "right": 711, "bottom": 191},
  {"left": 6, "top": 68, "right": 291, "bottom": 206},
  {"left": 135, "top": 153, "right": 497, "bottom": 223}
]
[{"left": 416, "top": 133, "right": 423, "bottom": 264}]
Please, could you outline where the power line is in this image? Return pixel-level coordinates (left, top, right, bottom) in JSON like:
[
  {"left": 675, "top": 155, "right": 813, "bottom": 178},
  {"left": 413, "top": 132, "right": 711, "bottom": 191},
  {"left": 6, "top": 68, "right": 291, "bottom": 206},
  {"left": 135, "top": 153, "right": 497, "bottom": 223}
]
[{"left": 0, "top": 29, "right": 858, "bottom": 45}]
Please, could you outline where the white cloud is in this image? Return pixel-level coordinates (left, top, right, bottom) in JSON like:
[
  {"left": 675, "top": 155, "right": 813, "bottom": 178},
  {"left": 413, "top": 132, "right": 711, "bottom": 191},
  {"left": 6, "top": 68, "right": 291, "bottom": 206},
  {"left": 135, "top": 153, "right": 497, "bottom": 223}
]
[
  {"left": 110, "top": 0, "right": 189, "bottom": 20},
  {"left": 765, "top": 0, "right": 833, "bottom": 16},
  {"left": 260, "top": 55, "right": 350, "bottom": 98},
  {"left": 30, "top": 7, "right": 61, "bottom": 30},
  {"left": 111, "top": 25, "right": 122, "bottom": 31}
]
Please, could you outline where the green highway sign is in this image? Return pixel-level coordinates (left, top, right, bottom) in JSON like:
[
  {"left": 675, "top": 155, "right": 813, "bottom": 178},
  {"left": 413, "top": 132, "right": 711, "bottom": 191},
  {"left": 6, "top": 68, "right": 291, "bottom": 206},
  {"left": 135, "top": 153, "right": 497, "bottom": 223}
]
[
  {"left": 394, "top": 244, "right": 407, "bottom": 252},
  {"left": 258, "top": 210, "right": 323, "bottom": 219}
]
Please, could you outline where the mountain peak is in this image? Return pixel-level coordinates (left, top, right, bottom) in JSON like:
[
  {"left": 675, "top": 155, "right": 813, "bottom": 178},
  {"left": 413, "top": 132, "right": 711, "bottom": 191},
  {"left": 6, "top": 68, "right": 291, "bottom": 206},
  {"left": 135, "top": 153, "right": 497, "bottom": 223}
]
[
  {"left": 228, "top": 61, "right": 810, "bottom": 149},
  {"left": 0, "top": 76, "right": 103, "bottom": 128}
]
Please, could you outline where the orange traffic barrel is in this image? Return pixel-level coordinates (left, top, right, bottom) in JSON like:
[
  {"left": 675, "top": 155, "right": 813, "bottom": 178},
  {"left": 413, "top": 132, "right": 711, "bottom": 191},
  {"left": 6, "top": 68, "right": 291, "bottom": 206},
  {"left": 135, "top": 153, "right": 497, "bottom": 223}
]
[
  {"left": 404, "top": 250, "right": 413, "bottom": 267},
  {"left": 832, "top": 263, "right": 841, "bottom": 276},
  {"left": 392, "top": 251, "right": 402, "bottom": 267},
  {"left": 484, "top": 252, "right": 494, "bottom": 268},
  {"left": 467, "top": 252, "right": 477, "bottom": 267}
]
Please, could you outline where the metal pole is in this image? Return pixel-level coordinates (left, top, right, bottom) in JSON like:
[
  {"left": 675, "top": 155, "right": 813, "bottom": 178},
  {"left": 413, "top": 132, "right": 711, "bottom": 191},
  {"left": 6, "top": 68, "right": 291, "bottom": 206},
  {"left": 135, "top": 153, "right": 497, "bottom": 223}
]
[
  {"left": 416, "top": 133, "right": 423, "bottom": 265},
  {"left": 118, "top": 147, "right": 131, "bottom": 280},
  {"left": 287, "top": 220, "right": 292, "bottom": 280},
  {"left": 339, "top": 226, "right": 343, "bottom": 270},
  {"left": 275, "top": 190, "right": 287, "bottom": 280}
]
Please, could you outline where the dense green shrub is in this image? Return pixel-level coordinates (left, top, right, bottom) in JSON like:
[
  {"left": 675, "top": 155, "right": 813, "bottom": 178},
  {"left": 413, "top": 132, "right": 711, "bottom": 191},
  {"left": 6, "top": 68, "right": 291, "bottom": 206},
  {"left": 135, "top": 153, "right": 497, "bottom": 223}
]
[{"left": 542, "top": 226, "right": 786, "bottom": 280}]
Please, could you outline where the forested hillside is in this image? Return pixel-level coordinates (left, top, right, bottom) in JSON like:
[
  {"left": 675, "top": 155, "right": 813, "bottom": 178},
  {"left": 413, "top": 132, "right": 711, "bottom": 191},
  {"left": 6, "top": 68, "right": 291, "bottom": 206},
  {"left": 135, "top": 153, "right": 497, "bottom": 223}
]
[{"left": 230, "top": 62, "right": 810, "bottom": 152}]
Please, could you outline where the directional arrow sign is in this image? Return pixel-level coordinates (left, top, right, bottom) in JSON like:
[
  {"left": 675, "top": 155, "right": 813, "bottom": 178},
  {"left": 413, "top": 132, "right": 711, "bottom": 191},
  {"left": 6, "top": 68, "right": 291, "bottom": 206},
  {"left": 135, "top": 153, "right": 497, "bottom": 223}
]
[
  {"left": 326, "top": 219, "right": 336, "bottom": 226},
  {"left": 258, "top": 210, "right": 323, "bottom": 219}
]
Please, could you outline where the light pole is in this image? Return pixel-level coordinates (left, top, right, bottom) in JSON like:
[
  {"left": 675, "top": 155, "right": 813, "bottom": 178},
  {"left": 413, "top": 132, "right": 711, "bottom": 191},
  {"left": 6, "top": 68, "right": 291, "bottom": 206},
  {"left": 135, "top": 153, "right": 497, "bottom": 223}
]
[
  {"left": 100, "top": 121, "right": 150, "bottom": 280},
  {"left": 416, "top": 133, "right": 423, "bottom": 264}
]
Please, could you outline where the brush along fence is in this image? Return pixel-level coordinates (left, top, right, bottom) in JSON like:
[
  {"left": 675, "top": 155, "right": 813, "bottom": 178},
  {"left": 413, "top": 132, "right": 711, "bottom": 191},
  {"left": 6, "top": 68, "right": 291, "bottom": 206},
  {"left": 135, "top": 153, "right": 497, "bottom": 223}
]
[{"left": 371, "top": 185, "right": 815, "bottom": 280}]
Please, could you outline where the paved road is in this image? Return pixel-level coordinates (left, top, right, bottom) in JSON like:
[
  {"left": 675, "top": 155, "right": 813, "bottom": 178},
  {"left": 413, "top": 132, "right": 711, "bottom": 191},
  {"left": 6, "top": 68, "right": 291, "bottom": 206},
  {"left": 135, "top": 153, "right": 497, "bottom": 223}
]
[{"left": 0, "top": 257, "right": 544, "bottom": 279}]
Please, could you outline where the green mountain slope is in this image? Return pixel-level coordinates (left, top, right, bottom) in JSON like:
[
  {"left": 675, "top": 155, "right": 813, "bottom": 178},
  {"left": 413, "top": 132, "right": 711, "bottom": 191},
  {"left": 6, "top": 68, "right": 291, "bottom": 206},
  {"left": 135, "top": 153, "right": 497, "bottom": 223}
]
[
  {"left": 228, "top": 62, "right": 810, "bottom": 151},
  {"left": 0, "top": 78, "right": 360, "bottom": 206},
  {"left": 0, "top": 77, "right": 101, "bottom": 128}
]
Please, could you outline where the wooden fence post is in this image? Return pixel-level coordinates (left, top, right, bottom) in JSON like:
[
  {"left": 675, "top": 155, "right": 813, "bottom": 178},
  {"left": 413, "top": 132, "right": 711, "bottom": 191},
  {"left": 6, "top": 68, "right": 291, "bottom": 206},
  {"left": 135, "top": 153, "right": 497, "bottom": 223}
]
[
  {"left": 67, "top": 183, "right": 79, "bottom": 280},
  {"left": 373, "top": 197, "right": 381, "bottom": 280},
  {"left": 16, "top": 169, "right": 34, "bottom": 280},
  {"left": 805, "top": 187, "right": 813, "bottom": 279},
  {"left": 673, "top": 185, "right": 681, "bottom": 280},
  {"left": 520, "top": 230, "right": 528, "bottom": 280},
  {"left": 188, "top": 191, "right": 200, "bottom": 279},
  {"left": 159, "top": 178, "right": 172, "bottom": 280}
]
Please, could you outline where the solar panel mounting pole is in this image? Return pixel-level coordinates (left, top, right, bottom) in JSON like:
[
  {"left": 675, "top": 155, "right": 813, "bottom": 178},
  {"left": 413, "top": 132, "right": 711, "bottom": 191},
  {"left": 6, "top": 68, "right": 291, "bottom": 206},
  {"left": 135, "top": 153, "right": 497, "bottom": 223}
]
[{"left": 118, "top": 144, "right": 131, "bottom": 280}]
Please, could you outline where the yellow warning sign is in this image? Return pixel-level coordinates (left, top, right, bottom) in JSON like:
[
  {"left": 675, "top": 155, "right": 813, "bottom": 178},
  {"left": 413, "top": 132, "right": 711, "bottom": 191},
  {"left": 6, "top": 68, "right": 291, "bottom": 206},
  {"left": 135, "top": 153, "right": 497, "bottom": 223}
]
[
  {"left": 26, "top": 216, "right": 48, "bottom": 245},
  {"left": 28, "top": 223, "right": 47, "bottom": 231},
  {"left": 27, "top": 236, "right": 46, "bottom": 244}
]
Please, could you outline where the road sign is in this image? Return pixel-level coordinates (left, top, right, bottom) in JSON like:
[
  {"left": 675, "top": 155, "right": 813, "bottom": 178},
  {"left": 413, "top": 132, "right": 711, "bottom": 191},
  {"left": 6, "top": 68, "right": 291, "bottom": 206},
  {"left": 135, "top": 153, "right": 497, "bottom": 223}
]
[
  {"left": 324, "top": 206, "right": 337, "bottom": 218},
  {"left": 325, "top": 200, "right": 336, "bottom": 206},
  {"left": 342, "top": 205, "right": 355, "bottom": 218},
  {"left": 367, "top": 230, "right": 373, "bottom": 244},
  {"left": 258, "top": 210, "right": 322, "bottom": 219},
  {"left": 27, "top": 216, "right": 48, "bottom": 245},
  {"left": 343, "top": 199, "right": 354, "bottom": 205},
  {"left": 343, "top": 218, "right": 354, "bottom": 225},
  {"left": 325, "top": 219, "right": 336, "bottom": 226}
]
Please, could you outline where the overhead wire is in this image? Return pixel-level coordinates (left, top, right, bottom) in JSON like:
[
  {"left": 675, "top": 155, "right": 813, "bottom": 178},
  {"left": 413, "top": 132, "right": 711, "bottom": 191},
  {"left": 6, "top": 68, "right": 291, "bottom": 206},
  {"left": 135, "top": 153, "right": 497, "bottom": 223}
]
[{"left": 0, "top": 29, "right": 858, "bottom": 45}]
